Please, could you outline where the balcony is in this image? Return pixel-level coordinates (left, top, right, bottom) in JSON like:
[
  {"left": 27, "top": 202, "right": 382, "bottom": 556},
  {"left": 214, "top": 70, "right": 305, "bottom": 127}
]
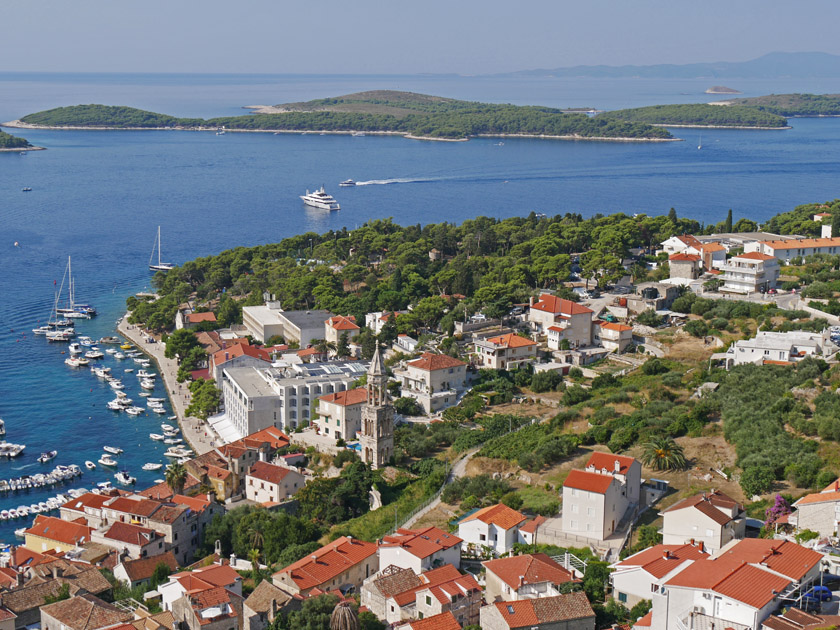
[{"left": 679, "top": 611, "right": 751, "bottom": 630}]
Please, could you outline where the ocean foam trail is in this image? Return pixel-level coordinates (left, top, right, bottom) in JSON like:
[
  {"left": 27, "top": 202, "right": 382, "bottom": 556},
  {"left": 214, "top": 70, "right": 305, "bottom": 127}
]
[{"left": 354, "top": 177, "right": 437, "bottom": 186}]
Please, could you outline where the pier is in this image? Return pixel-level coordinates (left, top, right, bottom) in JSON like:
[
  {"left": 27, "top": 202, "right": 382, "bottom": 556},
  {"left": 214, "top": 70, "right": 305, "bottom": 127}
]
[{"left": 117, "top": 314, "right": 219, "bottom": 457}]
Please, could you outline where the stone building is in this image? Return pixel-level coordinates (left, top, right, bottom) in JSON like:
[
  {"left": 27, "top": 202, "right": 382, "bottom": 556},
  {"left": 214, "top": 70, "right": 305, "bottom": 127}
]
[{"left": 360, "top": 346, "right": 394, "bottom": 469}]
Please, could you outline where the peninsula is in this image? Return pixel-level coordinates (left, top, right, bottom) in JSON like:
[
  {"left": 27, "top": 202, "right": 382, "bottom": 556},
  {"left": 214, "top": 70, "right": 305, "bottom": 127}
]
[
  {"left": 601, "top": 103, "right": 790, "bottom": 128},
  {"left": 8, "top": 91, "right": 674, "bottom": 141},
  {"left": 719, "top": 92, "right": 840, "bottom": 117},
  {"left": 0, "top": 129, "right": 40, "bottom": 151}
]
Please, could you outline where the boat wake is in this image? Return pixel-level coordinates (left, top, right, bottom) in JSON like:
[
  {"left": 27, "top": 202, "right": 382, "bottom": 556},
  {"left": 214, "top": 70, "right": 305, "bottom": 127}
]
[{"left": 354, "top": 177, "right": 437, "bottom": 186}]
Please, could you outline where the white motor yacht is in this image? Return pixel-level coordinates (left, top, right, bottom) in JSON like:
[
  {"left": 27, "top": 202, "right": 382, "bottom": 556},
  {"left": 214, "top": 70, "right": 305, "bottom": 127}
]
[
  {"left": 68, "top": 343, "right": 82, "bottom": 354},
  {"left": 142, "top": 463, "right": 163, "bottom": 471},
  {"left": 126, "top": 407, "right": 143, "bottom": 416},
  {"left": 85, "top": 461, "right": 96, "bottom": 470},
  {"left": 137, "top": 370, "right": 156, "bottom": 379},
  {"left": 65, "top": 357, "right": 83, "bottom": 367},
  {"left": 115, "top": 470, "right": 136, "bottom": 485},
  {"left": 149, "top": 433, "right": 164, "bottom": 441},
  {"left": 339, "top": 179, "right": 356, "bottom": 187},
  {"left": 114, "top": 352, "right": 125, "bottom": 359},
  {"left": 109, "top": 380, "right": 124, "bottom": 390},
  {"left": 85, "top": 349, "right": 104, "bottom": 359},
  {"left": 98, "top": 454, "right": 117, "bottom": 467},
  {"left": 103, "top": 446, "right": 123, "bottom": 455},
  {"left": 300, "top": 186, "right": 340, "bottom": 210},
  {"left": 140, "top": 379, "right": 155, "bottom": 390}
]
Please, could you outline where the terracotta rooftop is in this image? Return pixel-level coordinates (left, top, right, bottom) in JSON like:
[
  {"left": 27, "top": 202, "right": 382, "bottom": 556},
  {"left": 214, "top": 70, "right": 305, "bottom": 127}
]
[
  {"left": 519, "top": 515, "right": 547, "bottom": 534},
  {"left": 120, "top": 551, "right": 178, "bottom": 583},
  {"left": 186, "top": 312, "right": 217, "bottom": 324},
  {"left": 531, "top": 294, "right": 593, "bottom": 316},
  {"left": 25, "top": 515, "right": 93, "bottom": 546},
  {"left": 484, "top": 333, "right": 538, "bottom": 349},
  {"left": 483, "top": 553, "right": 576, "bottom": 590},
  {"left": 61, "top": 493, "right": 111, "bottom": 514},
  {"left": 392, "top": 565, "right": 464, "bottom": 607},
  {"left": 634, "top": 611, "right": 653, "bottom": 629},
  {"left": 407, "top": 352, "right": 467, "bottom": 371},
  {"left": 104, "top": 496, "right": 162, "bottom": 518},
  {"left": 406, "top": 611, "right": 460, "bottom": 630},
  {"left": 247, "top": 461, "right": 298, "bottom": 485},
  {"left": 380, "top": 526, "right": 462, "bottom": 559},
  {"left": 103, "top": 522, "right": 161, "bottom": 546},
  {"left": 669, "top": 253, "right": 701, "bottom": 262},
  {"left": 40, "top": 593, "right": 132, "bottom": 630},
  {"left": 734, "top": 251, "right": 776, "bottom": 261},
  {"left": 319, "top": 387, "right": 368, "bottom": 406},
  {"left": 230, "top": 426, "right": 290, "bottom": 450},
  {"left": 663, "top": 490, "right": 741, "bottom": 525},
  {"left": 493, "top": 591, "right": 595, "bottom": 626},
  {"left": 170, "top": 494, "right": 213, "bottom": 514},
  {"left": 273, "top": 536, "right": 376, "bottom": 591},
  {"left": 597, "top": 321, "right": 633, "bottom": 332},
  {"left": 616, "top": 544, "right": 708, "bottom": 578},
  {"left": 700, "top": 242, "right": 726, "bottom": 252},
  {"left": 213, "top": 343, "right": 271, "bottom": 367},
  {"left": 719, "top": 539, "right": 822, "bottom": 581},
  {"left": 563, "top": 469, "right": 615, "bottom": 494},
  {"left": 326, "top": 315, "right": 359, "bottom": 331},
  {"left": 243, "top": 579, "right": 294, "bottom": 614},
  {"left": 759, "top": 237, "right": 840, "bottom": 250},
  {"left": 587, "top": 452, "right": 636, "bottom": 475},
  {"left": 460, "top": 503, "right": 526, "bottom": 530},
  {"left": 371, "top": 566, "right": 422, "bottom": 599},
  {"left": 794, "top": 489, "right": 840, "bottom": 506}
]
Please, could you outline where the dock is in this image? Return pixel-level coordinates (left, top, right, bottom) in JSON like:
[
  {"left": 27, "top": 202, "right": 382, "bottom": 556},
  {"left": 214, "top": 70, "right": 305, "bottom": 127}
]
[{"left": 116, "top": 314, "right": 219, "bottom": 457}]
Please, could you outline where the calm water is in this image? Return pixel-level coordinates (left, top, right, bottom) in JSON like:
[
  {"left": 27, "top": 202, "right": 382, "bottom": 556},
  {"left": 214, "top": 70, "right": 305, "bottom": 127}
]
[{"left": 1, "top": 72, "right": 840, "bottom": 542}]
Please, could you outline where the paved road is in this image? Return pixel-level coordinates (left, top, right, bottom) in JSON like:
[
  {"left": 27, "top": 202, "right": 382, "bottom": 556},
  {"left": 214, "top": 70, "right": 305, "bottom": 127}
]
[{"left": 117, "top": 315, "right": 218, "bottom": 456}]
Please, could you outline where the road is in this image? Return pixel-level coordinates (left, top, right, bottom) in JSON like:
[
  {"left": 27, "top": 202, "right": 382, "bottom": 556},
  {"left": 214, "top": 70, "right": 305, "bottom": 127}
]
[{"left": 402, "top": 446, "right": 480, "bottom": 529}]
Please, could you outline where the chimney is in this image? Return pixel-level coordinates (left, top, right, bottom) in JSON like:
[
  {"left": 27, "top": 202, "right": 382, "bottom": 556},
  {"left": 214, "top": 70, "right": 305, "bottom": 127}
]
[
  {"left": 690, "top": 538, "right": 695, "bottom": 545},
  {"left": 270, "top": 599, "right": 277, "bottom": 620},
  {"left": 518, "top": 575, "right": 524, "bottom": 588},
  {"left": 614, "top": 460, "right": 621, "bottom": 473},
  {"left": 225, "top": 352, "right": 229, "bottom": 361},
  {"left": 529, "top": 296, "right": 534, "bottom": 307},
  {"left": 663, "top": 550, "right": 671, "bottom": 560},
  {"left": 16, "top": 572, "right": 24, "bottom": 587},
  {"left": 698, "top": 541, "right": 705, "bottom": 553}
]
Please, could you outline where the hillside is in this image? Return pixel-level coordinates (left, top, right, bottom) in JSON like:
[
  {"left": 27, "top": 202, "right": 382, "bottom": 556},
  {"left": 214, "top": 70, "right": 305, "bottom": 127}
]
[
  {"left": 723, "top": 93, "right": 840, "bottom": 117},
  {"left": 600, "top": 103, "right": 789, "bottom": 128},
  {"left": 0, "top": 130, "right": 31, "bottom": 149},
  {"left": 16, "top": 92, "right": 673, "bottom": 141}
]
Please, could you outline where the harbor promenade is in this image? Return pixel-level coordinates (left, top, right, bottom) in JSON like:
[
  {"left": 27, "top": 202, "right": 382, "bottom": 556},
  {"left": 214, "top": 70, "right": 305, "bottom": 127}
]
[{"left": 117, "top": 315, "right": 219, "bottom": 456}]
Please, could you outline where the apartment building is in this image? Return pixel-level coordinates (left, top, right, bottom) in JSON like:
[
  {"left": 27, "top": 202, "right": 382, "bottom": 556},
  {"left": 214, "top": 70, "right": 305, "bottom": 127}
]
[
  {"left": 458, "top": 504, "right": 527, "bottom": 556},
  {"left": 746, "top": 236, "right": 840, "bottom": 263},
  {"left": 272, "top": 536, "right": 378, "bottom": 597},
  {"left": 721, "top": 252, "right": 780, "bottom": 294},
  {"left": 661, "top": 490, "right": 746, "bottom": 552},
  {"left": 393, "top": 353, "right": 467, "bottom": 413},
  {"left": 378, "top": 527, "right": 463, "bottom": 573},
  {"left": 528, "top": 294, "right": 594, "bottom": 345},
  {"left": 315, "top": 387, "right": 367, "bottom": 441},
  {"left": 474, "top": 333, "right": 538, "bottom": 370}
]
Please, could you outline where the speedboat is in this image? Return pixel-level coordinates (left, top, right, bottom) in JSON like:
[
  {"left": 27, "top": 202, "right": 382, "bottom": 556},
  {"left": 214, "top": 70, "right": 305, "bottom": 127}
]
[
  {"left": 98, "top": 455, "right": 117, "bottom": 467},
  {"left": 65, "top": 357, "right": 83, "bottom": 367},
  {"left": 339, "top": 179, "right": 356, "bottom": 187},
  {"left": 32, "top": 325, "right": 53, "bottom": 335},
  {"left": 126, "top": 407, "right": 143, "bottom": 416},
  {"left": 85, "top": 461, "right": 96, "bottom": 470},
  {"left": 142, "top": 463, "right": 163, "bottom": 471},
  {"left": 85, "top": 349, "right": 104, "bottom": 359},
  {"left": 137, "top": 370, "right": 156, "bottom": 379},
  {"left": 68, "top": 343, "right": 82, "bottom": 354},
  {"left": 0, "top": 419, "right": 6, "bottom": 438},
  {"left": 149, "top": 433, "right": 164, "bottom": 441},
  {"left": 76, "top": 357, "right": 90, "bottom": 366},
  {"left": 105, "top": 348, "right": 117, "bottom": 355},
  {"left": 300, "top": 186, "right": 340, "bottom": 210},
  {"left": 78, "top": 336, "right": 93, "bottom": 346},
  {"left": 114, "top": 352, "right": 125, "bottom": 360},
  {"left": 140, "top": 379, "right": 155, "bottom": 390},
  {"left": 96, "top": 481, "right": 113, "bottom": 490},
  {"left": 139, "top": 392, "right": 151, "bottom": 397},
  {"left": 103, "top": 446, "right": 123, "bottom": 455},
  {"left": 120, "top": 343, "right": 133, "bottom": 350},
  {"left": 106, "top": 400, "right": 124, "bottom": 411},
  {"left": 115, "top": 470, "right": 136, "bottom": 485},
  {"left": 109, "top": 380, "right": 124, "bottom": 390},
  {"left": 161, "top": 423, "right": 175, "bottom": 432},
  {"left": 37, "top": 451, "right": 57, "bottom": 464}
]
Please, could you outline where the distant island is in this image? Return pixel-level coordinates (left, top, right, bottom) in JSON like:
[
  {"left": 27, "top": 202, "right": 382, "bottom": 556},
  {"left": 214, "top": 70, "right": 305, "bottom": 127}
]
[
  {"left": 705, "top": 86, "right": 741, "bottom": 94},
  {"left": 8, "top": 91, "right": 674, "bottom": 142},
  {"left": 496, "top": 51, "right": 840, "bottom": 79},
  {"left": 0, "top": 129, "right": 38, "bottom": 151},
  {"left": 602, "top": 103, "right": 789, "bottom": 128},
  {"left": 719, "top": 93, "right": 840, "bottom": 117}
]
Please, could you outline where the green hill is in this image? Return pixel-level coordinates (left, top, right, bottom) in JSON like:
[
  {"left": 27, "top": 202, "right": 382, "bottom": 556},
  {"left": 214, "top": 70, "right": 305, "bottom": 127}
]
[
  {"left": 0, "top": 130, "right": 31, "bottom": 149},
  {"left": 724, "top": 93, "right": 840, "bottom": 117},
  {"left": 600, "top": 103, "right": 789, "bottom": 128},
  {"left": 19, "top": 92, "right": 674, "bottom": 141}
]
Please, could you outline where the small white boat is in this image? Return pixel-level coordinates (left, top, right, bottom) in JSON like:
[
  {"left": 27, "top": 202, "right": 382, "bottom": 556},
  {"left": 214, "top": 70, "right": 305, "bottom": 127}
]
[
  {"left": 103, "top": 446, "right": 123, "bottom": 455},
  {"left": 105, "top": 348, "right": 117, "bottom": 355},
  {"left": 168, "top": 415, "right": 177, "bottom": 421},
  {"left": 149, "top": 433, "right": 164, "bottom": 441},
  {"left": 85, "top": 349, "right": 104, "bottom": 360},
  {"left": 77, "top": 356, "right": 90, "bottom": 366},
  {"left": 106, "top": 401, "right": 125, "bottom": 411},
  {"left": 85, "top": 461, "right": 96, "bottom": 470},
  {"left": 98, "top": 455, "right": 117, "bottom": 467},
  {"left": 78, "top": 336, "right": 93, "bottom": 346},
  {"left": 148, "top": 397, "right": 165, "bottom": 404},
  {"left": 124, "top": 368, "right": 133, "bottom": 372},
  {"left": 65, "top": 357, "right": 83, "bottom": 367},
  {"left": 161, "top": 423, "right": 175, "bottom": 432},
  {"left": 37, "top": 450, "right": 57, "bottom": 464},
  {"left": 115, "top": 470, "right": 136, "bottom": 485},
  {"left": 339, "top": 179, "right": 356, "bottom": 187},
  {"left": 139, "top": 392, "right": 151, "bottom": 397},
  {"left": 68, "top": 343, "right": 82, "bottom": 354},
  {"left": 97, "top": 481, "right": 113, "bottom": 490},
  {"left": 142, "top": 462, "right": 163, "bottom": 471},
  {"left": 137, "top": 370, "right": 156, "bottom": 379},
  {"left": 140, "top": 379, "right": 155, "bottom": 390},
  {"left": 114, "top": 352, "right": 125, "bottom": 360},
  {"left": 109, "top": 380, "right": 124, "bottom": 390},
  {"left": 126, "top": 407, "right": 143, "bottom": 416}
]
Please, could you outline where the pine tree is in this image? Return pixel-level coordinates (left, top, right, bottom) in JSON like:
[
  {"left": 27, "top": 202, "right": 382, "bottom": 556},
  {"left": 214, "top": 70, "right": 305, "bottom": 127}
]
[
  {"left": 831, "top": 212, "right": 840, "bottom": 238},
  {"left": 724, "top": 208, "right": 733, "bottom": 233}
]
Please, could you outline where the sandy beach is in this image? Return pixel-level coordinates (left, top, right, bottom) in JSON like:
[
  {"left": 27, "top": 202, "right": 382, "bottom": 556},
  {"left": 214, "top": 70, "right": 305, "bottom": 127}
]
[{"left": 117, "top": 314, "right": 220, "bottom": 457}]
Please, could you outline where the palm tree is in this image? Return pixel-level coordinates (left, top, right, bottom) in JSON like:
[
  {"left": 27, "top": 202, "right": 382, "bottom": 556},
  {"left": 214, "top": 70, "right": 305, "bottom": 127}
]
[
  {"left": 165, "top": 462, "right": 187, "bottom": 495},
  {"left": 640, "top": 436, "right": 687, "bottom": 471},
  {"left": 330, "top": 601, "right": 359, "bottom": 630},
  {"left": 248, "top": 522, "right": 265, "bottom": 550},
  {"left": 248, "top": 548, "right": 261, "bottom": 576}
]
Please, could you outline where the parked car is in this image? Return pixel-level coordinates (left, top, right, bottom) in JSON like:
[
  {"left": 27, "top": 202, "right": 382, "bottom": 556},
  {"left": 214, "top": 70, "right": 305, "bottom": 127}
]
[
  {"left": 802, "top": 585, "right": 832, "bottom": 606},
  {"left": 767, "top": 288, "right": 778, "bottom": 294}
]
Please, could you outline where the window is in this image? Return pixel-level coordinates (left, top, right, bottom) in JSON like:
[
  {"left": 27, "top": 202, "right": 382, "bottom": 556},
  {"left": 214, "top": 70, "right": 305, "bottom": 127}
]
[
  {"left": 425, "top": 595, "right": 431, "bottom": 606},
  {"left": 587, "top": 507, "right": 594, "bottom": 516},
  {"left": 571, "top": 504, "right": 578, "bottom": 513},
  {"left": 480, "top": 534, "right": 486, "bottom": 541},
  {"left": 618, "top": 592, "right": 627, "bottom": 603}
]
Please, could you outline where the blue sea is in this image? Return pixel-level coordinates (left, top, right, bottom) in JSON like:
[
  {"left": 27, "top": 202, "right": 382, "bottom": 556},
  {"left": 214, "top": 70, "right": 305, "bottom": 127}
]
[{"left": 1, "top": 72, "right": 840, "bottom": 543}]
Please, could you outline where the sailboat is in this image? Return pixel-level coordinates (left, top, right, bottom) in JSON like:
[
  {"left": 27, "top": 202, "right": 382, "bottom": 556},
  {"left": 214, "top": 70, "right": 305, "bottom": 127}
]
[
  {"left": 149, "top": 226, "right": 175, "bottom": 272},
  {"left": 698, "top": 134, "right": 702, "bottom": 150},
  {"left": 56, "top": 257, "right": 95, "bottom": 318}
]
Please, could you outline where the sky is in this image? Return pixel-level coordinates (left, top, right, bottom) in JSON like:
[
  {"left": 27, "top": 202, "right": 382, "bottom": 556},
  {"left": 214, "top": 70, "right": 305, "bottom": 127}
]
[{"left": 3, "top": 0, "right": 840, "bottom": 75}]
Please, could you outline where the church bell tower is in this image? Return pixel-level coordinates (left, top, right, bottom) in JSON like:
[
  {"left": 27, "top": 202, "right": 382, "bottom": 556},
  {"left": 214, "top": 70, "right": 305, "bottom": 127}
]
[{"left": 360, "top": 344, "right": 394, "bottom": 469}]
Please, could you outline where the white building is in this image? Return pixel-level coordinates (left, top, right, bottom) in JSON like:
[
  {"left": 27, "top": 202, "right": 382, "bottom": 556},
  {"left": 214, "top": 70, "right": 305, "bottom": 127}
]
[
  {"left": 474, "top": 333, "right": 538, "bottom": 370},
  {"left": 457, "top": 503, "right": 527, "bottom": 556},
  {"left": 220, "top": 361, "right": 368, "bottom": 438},
  {"left": 561, "top": 453, "right": 641, "bottom": 542},
  {"left": 528, "top": 294, "right": 594, "bottom": 345},
  {"left": 394, "top": 353, "right": 468, "bottom": 413},
  {"left": 482, "top": 553, "right": 577, "bottom": 604},
  {"left": 721, "top": 252, "right": 779, "bottom": 294},
  {"left": 478, "top": 592, "right": 595, "bottom": 630},
  {"left": 746, "top": 236, "right": 840, "bottom": 263},
  {"left": 661, "top": 490, "right": 745, "bottom": 553},
  {"left": 324, "top": 315, "right": 360, "bottom": 348},
  {"left": 245, "top": 461, "right": 305, "bottom": 504},
  {"left": 378, "top": 527, "right": 463, "bottom": 573},
  {"left": 242, "top": 301, "right": 331, "bottom": 346},
  {"left": 718, "top": 330, "right": 829, "bottom": 369},
  {"left": 592, "top": 321, "right": 634, "bottom": 353},
  {"left": 610, "top": 543, "right": 708, "bottom": 608},
  {"left": 394, "top": 334, "right": 420, "bottom": 354},
  {"left": 790, "top": 477, "right": 840, "bottom": 537},
  {"left": 315, "top": 387, "right": 367, "bottom": 441},
  {"left": 365, "top": 311, "right": 407, "bottom": 335},
  {"left": 660, "top": 234, "right": 703, "bottom": 256}
]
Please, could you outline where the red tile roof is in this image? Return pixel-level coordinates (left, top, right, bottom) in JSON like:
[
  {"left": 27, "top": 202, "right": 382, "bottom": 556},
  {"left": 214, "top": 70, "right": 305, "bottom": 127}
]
[
  {"left": 103, "top": 522, "right": 161, "bottom": 546},
  {"left": 25, "top": 515, "right": 93, "bottom": 546},
  {"left": 391, "top": 565, "right": 464, "bottom": 607},
  {"left": 531, "top": 294, "right": 593, "bottom": 316},
  {"left": 460, "top": 503, "right": 526, "bottom": 530},
  {"left": 120, "top": 551, "right": 178, "bottom": 583},
  {"left": 186, "top": 312, "right": 217, "bottom": 324},
  {"left": 380, "top": 527, "right": 462, "bottom": 559},
  {"left": 734, "top": 251, "right": 776, "bottom": 261},
  {"left": 170, "top": 494, "right": 213, "bottom": 514},
  {"left": 663, "top": 490, "right": 741, "bottom": 525},
  {"left": 326, "top": 315, "right": 359, "bottom": 331},
  {"left": 617, "top": 544, "right": 708, "bottom": 578},
  {"left": 105, "top": 496, "right": 162, "bottom": 518},
  {"left": 669, "top": 253, "right": 701, "bottom": 262},
  {"left": 174, "top": 573, "right": 214, "bottom": 593},
  {"left": 273, "top": 536, "right": 377, "bottom": 591},
  {"left": 406, "top": 352, "right": 466, "bottom": 371},
  {"left": 61, "top": 492, "right": 111, "bottom": 514},
  {"left": 563, "top": 469, "right": 615, "bottom": 494},
  {"left": 247, "top": 461, "right": 298, "bottom": 485},
  {"left": 597, "top": 321, "right": 633, "bottom": 332},
  {"left": 213, "top": 343, "right": 271, "bottom": 367},
  {"left": 231, "top": 426, "right": 290, "bottom": 451},
  {"left": 675, "top": 234, "right": 702, "bottom": 248},
  {"left": 760, "top": 237, "right": 840, "bottom": 250},
  {"left": 406, "top": 611, "right": 460, "bottom": 630},
  {"left": 319, "top": 387, "right": 368, "bottom": 406},
  {"left": 519, "top": 515, "right": 547, "bottom": 534},
  {"left": 493, "top": 592, "right": 595, "bottom": 626},
  {"left": 192, "top": 563, "right": 241, "bottom": 588},
  {"left": 634, "top": 611, "right": 653, "bottom": 628},
  {"left": 797, "top": 489, "right": 840, "bottom": 506},
  {"left": 720, "top": 539, "right": 822, "bottom": 581},
  {"left": 587, "top": 452, "right": 637, "bottom": 475},
  {"left": 484, "top": 333, "right": 537, "bottom": 349},
  {"left": 483, "top": 553, "right": 576, "bottom": 590},
  {"left": 701, "top": 242, "right": 726, "bottom": 252}
]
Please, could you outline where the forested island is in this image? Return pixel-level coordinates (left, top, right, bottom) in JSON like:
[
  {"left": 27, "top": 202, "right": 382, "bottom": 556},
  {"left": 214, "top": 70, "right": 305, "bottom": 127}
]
[
  {"left": 601, "top": 103, "right": 789, "bottom": 128},
  {"left": 12, "top": 91, "right": 673, "bottom": 141},
  {"left": 0, "top": 129, "right": 32, "bottom": 150},
  {"left": 722, "top": 93, "right": 840, "bottom": 117}
]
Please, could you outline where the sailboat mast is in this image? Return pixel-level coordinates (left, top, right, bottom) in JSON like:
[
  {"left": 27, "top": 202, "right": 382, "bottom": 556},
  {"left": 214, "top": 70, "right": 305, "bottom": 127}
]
[
  {"left": 68, "top": 256, "right": 74, "bottom": 309},
  {"left": 158, "top": 226, "right": 162, "bottom": 267}
]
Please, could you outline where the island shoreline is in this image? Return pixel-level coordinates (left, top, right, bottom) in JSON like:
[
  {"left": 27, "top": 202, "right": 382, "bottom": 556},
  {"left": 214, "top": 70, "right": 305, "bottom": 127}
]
[
  {"left": 0, "top": 146, "right": 45, "bottom": 152},
  {"left": 2, "top": 119, "right": 680, "bottom": 143},
  {"left": 653, "top": 123, "right": 791, "bottom": 130}
]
